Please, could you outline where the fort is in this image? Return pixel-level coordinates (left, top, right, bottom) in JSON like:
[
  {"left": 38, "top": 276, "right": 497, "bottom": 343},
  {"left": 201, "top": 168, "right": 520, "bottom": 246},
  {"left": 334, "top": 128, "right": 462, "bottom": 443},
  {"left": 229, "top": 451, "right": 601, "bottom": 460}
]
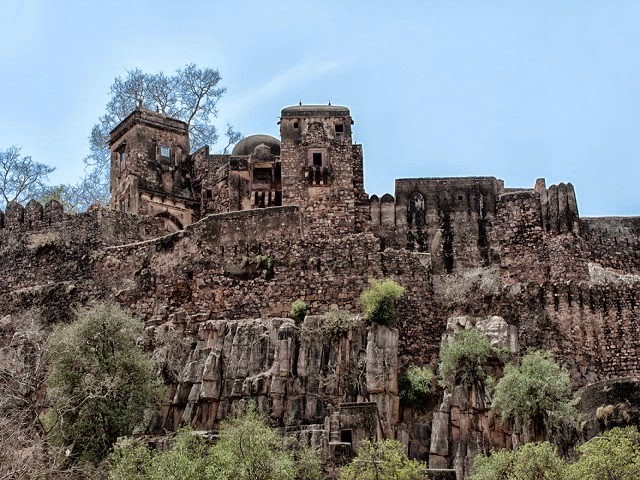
[{"left": 1, "top": 104, "right": 640, "bottom": 477}]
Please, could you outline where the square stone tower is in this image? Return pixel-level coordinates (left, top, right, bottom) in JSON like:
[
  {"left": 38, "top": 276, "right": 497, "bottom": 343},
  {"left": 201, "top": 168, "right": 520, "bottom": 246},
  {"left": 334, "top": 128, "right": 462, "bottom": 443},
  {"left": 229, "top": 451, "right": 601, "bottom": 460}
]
[
  {"left": 109, "top": 107, "right": 195, "bottom": 231},
  {"left": 279, "top": 105, "right": 369, "bottom": 235}
]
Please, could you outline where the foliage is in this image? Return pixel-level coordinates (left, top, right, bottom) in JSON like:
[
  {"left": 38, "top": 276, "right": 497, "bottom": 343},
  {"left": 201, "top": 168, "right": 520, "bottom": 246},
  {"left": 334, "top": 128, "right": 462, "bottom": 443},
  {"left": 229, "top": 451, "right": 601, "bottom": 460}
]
[
  {"left": 438, "top": 328, "right": 497, "bottom": 389},
  {"left": 566, "top": 426, "right": 640, "bottom": 480},
  {"left": 359, "top": 278, "right": 405, "bottom": 326},
  {"left": 151, "top": 322, "right": 190, "bottom": 383},
  {"left": 339, "top": 438, "right": 426, "bottom": 480},
  {"left": 45, "top": 302, "right": 164, "bottom": 462},
  {"left": 322, "top": 309, "right": 354, "bottom": 338},
  {"left": 291, "top": 299, "right": 309, "bottom": 323},
  {"left": 82, "top": 65, "right": 241, "bottom": 208},
  {"left": 399, "top": 365, "right": 434, "bottom": 405},
  {"left": 254, "top": 254, "right": 274, "bottom": 271},
  {"left": 108, "top": 404, "right": 320, "bottom": 480},
  {"left": 0, "top": 145, "right": 55, "bottom": 209},
  {"left": 212, "top": 403, "right": 297, "bottom": 480},
  {"left": 491, "top": 350, "right": 575, "bottom": 429},
  {"left": 470, "top": 441, "right": 567, "bottom": 480}
]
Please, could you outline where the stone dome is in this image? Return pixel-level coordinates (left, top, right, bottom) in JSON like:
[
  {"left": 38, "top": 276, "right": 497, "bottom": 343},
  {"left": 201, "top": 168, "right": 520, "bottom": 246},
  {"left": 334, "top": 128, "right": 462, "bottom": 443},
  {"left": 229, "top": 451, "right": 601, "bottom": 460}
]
[{"left": 231, "top": 134, "right": 280, "bottom": 156}]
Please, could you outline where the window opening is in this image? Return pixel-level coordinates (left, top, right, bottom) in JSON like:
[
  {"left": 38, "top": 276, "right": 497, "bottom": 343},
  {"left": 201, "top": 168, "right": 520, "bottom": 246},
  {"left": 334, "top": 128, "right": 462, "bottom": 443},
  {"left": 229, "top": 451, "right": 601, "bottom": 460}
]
[
  {"left": 293, "top": 122, "right": 299, "bottom": 129},
  {"left": 160, "top": 145, "right": 170, "bottom": 158},
  {"left": 335, "top": 123, "right": 344, "bottom": 133},
  {"left": 340, "top": 430, "right": 353, "bottom": 444},
  {"left": 312, "top": 152, "right": 323, "bottom": 166}
]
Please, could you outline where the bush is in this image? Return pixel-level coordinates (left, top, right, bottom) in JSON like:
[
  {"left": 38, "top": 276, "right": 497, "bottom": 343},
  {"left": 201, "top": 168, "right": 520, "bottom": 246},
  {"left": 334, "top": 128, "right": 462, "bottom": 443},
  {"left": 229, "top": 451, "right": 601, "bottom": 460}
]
[
  {"left": 109, "top": 404, "right": 321, "bottom": 480},
  {"left": 566, "top": 426, "right": 640, "bottom": 480},
  {"left": 491, "top": 350, "right": 575, "bottom": 429},
  {"left": 290, "top": 300, "right": 309, "bottom": 323},
  {"left": 399, "top": 365, "right": 434, "bottom": 405},
  {"left": 438, "top": 328, "right": 497, "bottom": 389},
  {"left": 470, "top": 442, "right": 567, "bottom": 480},
  {"left": 359, "top": 279, "right": 405, "bottom": 326},
  {"left": 339, "top": 439, "right": 425, "bottom": 480},
  {"left": 45, "top": 302, "right": 164, "bottom": 462},
  {"left": 322, "top": 309, "right": 354, "bottom": 338}
]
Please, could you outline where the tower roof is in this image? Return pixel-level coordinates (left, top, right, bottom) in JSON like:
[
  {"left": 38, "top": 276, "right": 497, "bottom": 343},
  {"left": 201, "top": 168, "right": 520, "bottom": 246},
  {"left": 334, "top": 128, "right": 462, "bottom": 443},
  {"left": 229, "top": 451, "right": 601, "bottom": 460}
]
[{"left": 281, "top": 105, "right": 350, "bottom": 118}]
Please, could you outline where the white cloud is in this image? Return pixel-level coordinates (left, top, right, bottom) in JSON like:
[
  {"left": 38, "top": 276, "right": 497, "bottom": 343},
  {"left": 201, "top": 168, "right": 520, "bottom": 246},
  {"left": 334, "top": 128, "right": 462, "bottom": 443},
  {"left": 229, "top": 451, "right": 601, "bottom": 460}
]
[{"left": 223, "top": 58, "right": 344, "bottom": 115}]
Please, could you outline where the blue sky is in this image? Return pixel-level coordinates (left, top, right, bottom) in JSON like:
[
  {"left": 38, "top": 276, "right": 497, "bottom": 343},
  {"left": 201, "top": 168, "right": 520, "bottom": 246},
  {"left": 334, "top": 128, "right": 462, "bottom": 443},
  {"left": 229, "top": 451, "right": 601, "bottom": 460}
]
[{"left": 1, "top": 0, "right": 639, "bottom": 216}]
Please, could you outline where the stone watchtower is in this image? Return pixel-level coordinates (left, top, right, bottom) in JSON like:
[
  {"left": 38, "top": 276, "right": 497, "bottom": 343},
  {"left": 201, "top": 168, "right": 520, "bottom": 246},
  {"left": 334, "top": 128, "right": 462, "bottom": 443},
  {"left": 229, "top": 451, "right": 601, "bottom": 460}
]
[
  {"left": 109, "top": 107, "right": 196, "bottom": 231},
  {"left": 279, "top": 105, "right": 369, "bottom": 235}
]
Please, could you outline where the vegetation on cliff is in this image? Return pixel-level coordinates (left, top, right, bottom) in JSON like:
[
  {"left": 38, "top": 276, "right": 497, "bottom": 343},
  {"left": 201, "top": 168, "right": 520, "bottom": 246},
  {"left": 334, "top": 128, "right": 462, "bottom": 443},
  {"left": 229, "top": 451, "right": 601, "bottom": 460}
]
[
  {"left": 339, "top": 439, "right": 426, "bottom": 480},
  {"left": 399, "top": 365, "right": 435, "bottom": 406},
  {"left": 45, "top": 303, "right": 164, "bottom": 462},
  {"left": 108, "top": 404, "right": 322, "bottom": 480},
  {"left": 470, "top": 426, "right": 640, "bottom": 480},
  {"left": 359, "top": 279, "right": 405, "bottom": 326},
  {"left": 438, "top": 328, "right": 501, "bottom": 389},
  {"left": 490, "top": 350, "right": 576, "bottom": 429}
]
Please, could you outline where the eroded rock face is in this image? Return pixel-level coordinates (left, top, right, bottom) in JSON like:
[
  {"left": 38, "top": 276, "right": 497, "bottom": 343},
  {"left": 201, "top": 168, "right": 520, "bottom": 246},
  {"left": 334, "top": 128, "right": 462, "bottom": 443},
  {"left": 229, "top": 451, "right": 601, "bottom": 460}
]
[
  {"left": 161, "top": 315, "right": 400, "bottom": 437},
  {"left": 443, "top": 315, "right": 518, "bottom": 352}
]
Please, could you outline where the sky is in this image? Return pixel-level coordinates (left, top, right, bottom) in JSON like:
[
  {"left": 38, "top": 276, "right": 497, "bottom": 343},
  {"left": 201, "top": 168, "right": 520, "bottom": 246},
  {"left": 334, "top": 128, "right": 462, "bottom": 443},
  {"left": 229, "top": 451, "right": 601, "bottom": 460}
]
[{"left": 1, "top": 0, "right": 639, "bottom": 216}]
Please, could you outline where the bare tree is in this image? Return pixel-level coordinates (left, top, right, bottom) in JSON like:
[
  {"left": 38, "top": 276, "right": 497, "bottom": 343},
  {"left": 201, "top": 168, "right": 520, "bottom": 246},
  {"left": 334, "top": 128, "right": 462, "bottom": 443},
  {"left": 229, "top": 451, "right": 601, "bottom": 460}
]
[
  {"left": 0, "top": 146, "right": 55, "bottom": 210},
  {"left": 80, "top": 64, "right": 241, "bottom": 210}
]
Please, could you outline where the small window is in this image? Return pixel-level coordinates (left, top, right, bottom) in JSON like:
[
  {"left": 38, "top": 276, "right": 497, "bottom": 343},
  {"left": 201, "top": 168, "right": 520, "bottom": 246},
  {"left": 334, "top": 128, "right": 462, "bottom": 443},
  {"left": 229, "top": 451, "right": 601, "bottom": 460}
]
[
  {"left": 335, "top": 123, "right": 344, "bottom": 133},
  {"left": 206, "top": 189, "right": 213, "bottom": 200},
  {"left": 120, "top": 151, "right": 126, "bottom": 162},
  {"left": 312, "top": 152, "right": 323, "bottom": 166},
  {"left": 293, "top": 122, "right": 299, "bottom": 129},
  {"left": 160, "top": 145, "right": 170, "bottom": 158},
  {"left": 119, "top": 200, "right": 125, "bottom": 212},
  {"left": 340, "top": 429, "right": 353, "bottom": 444}
]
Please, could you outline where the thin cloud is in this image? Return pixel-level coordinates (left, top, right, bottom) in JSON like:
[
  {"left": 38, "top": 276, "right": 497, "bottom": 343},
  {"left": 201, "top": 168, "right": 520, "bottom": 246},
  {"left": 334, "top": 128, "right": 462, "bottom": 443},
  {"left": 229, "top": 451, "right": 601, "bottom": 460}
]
[{"left": 224, "top": 59, "right": 344, "bottom": 115}]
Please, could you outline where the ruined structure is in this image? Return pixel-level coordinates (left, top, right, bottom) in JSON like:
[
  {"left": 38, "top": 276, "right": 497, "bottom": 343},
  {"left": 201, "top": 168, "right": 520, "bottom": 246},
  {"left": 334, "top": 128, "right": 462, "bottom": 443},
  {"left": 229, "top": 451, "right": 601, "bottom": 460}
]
[{"left": 2, "top": 104, "right": 640, "bottom": 477}]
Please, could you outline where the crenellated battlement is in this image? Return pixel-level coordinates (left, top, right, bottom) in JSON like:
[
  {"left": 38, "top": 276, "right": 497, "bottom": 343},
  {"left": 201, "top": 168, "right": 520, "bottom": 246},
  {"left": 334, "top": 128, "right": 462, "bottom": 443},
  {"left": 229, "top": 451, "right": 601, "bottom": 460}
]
[{"left": 0, "top": 199, "right": 64, "bottom": 230}]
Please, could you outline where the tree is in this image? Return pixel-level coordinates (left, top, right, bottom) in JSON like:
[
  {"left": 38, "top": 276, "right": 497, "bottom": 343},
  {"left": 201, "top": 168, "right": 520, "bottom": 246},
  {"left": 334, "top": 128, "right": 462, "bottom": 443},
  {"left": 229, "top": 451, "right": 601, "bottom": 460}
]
[
  {"left": 0, "top": 146, "right": 55, "bottom": 210},
  {"left": 399, "top": 365, "right": 434, "bottom": 406},
  {"left": 438, "top": 328, "right": 499, "bottom": 389},
  {"left": 490, "top": 350, "right": 575, "bottom": 430},
  {"left": 82, "top": 65, "right": 241, "bottom": 208},
  {"left": 566, "top": 426, "right": 640, "bottom": 480},
  {"left": 108, "top": 404, "right": 321, "bottom": 480},
  {"left": 359, "top": 279, "right": 405, "bottom": 326},
  {"left": 339, "top": 439, "right": 426, "bottom": 480},
  {"left": 470, "top": 442, "right": 567, "bottom": 480},
  {"left": 45, "top": 302, "right": 164, "bottom": 462},
  {"left": 210, "top": 403, "right": 298, "bottom": 480}
]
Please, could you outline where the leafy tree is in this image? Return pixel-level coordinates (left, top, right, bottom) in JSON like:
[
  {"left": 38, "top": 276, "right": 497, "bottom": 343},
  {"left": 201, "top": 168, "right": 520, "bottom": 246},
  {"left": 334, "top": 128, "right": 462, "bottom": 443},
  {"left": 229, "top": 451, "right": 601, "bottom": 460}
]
[
  {"left": 211, "top": 403, "right": 297, "bottom": 480},
  {"left": 359, "top": 279, "right": 405, "bottom": 326},
  {"left": 82, "top": 65, "right": 241, "bottom": 208},
  {"left": 339, "top": 438, "right": 426, "bottom": 480},
  {"left": 45, "top": 302, "right": 164, "bottom": 462},
  {"left": 491, "top": 350, "right": 575, "bottom": 429},
  {"left": 108, "top": 405, "right": 320, "bottom": 480},
  {"left": 438, "top": 328, "right": 498, "bottom": 389},
  {"left": 0, "top": 146, "right": 55, "bottom": 209},
  {"left": 566, "top": 426, "right": 640, "bottom": 480},
  {"left": 399, "top": 365, "right": 434, "bottom": 405},
  {"left": 470, "top": 441, "right": 567, "bottom": 480}
]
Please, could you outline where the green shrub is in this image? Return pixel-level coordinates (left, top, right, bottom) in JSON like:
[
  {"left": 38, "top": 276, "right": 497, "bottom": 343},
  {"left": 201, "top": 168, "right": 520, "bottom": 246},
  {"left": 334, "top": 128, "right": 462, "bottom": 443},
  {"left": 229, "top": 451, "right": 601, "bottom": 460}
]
[
  {"left": 491, "top": 350, "right": 575, "bottom": 429},
  {"left": 566, "top": 426, "right": 640, "bottom": 480},
  {"left": 290, "top": 300, "right": 309, "bottom": 323},
  {"left": 322, "top": 309, "right": 353, "bottom": 338},
  {"left": 399, "top": 365, "right": 434, "bottom": 405},
  {"left": 339, "top": 439, "right": 425, "bottom": 480},
  {"left": 359, "top": 279, "right": 405, "bottom": 326},
  {"left": 109, "top": 404, "right": 321, "bottom": 480},
  {"left": 438, "top": 328, "right": 497, "bottom": 389},
  {"left": 470, "top": 442, "right": 567, "bottom": 480},
  {"left": 45, "top": 302, "right": 164, "bottom": 462}
]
